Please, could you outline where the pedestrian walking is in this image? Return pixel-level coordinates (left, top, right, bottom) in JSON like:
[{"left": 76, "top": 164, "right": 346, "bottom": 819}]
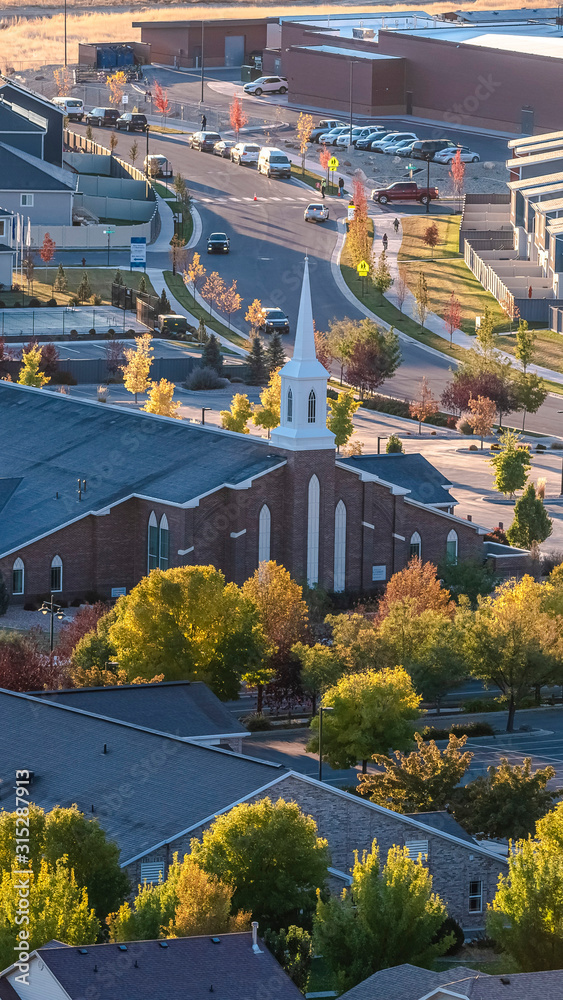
[
  {"left": 320, "top": 178, "right": 326, "bottom": 199},
  {"left": 338, "top": 176, "right": 344, "bottom": 198},
  {"left": 382, "top": 232, "right": 388, "bottom": 251},
  {"left": 81, "top": 257, "right": 86, "bottom": 267},
  {"left": 201, "top": 113, "right": 207, "bottom": 130},
  {"left": 393, "top": 217, "right": 400, "bottom": 233}
]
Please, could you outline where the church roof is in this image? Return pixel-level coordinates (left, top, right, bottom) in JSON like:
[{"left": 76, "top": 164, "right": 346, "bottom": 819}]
[
  {"left": 337, "top": 453, "right": 455, "bottom": 506},
  {"left": 0, "top": 382, "right": 286, "bottom": 557}
]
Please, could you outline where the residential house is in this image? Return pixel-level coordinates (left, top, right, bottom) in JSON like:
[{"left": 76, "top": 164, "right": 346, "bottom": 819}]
[
  {"left": 0, "top": 142, "right": 76, "bottom": 226},
  {"left": 0, "top": 76, "right": 64, "bottom": 167},
  {"left": 338, "top": 962, "right": 563, "bottom": 1000},
  {"left": 0, "top": 207, "right": 15, "bottom": 288}
]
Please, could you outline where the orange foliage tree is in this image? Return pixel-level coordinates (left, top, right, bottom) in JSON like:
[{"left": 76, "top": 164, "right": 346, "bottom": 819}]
[
  {"left": 443, "top": 291, "right": 462, "bottom": 348},
  {"left": 154, "top": 80, "right": 171, "bottom": 123},
  {"left": 346, "top": 177, "right": 370, "bottom": 267},
  {"left": 377, "top": 557, "right": 455, "bottom": 623},
  {"left": 449, "top": 149, "right": 466, "bottom": 210},
  {"left": 409, "top": 375, "right": 439, "bottom": 434},
  {"left": 229, "top": 95, "right": 248, "bottom": 139}
]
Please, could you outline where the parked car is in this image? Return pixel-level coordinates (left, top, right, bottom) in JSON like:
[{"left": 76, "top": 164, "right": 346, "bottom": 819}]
[
  {"left": 207, "top": 232, "right": 230, "bottom": 254},
  {"left": 52, "top": 96, "right": 84, "bottom": 120},
  {"left": 355, "top": 128, "right": 385, "bottom": 150},
  {"left": 258, "top": 147, "right": 292, "bottom": 178},
  {"left": 309, "top": 119, "right": 346, "bottom": 143},
  {"left": 410, "top": 139, "right": 458, "bottom": 160},
  {"left": 335, "top": 126, "right": 373, "bottom": 147},
  {"left": 371, "top": 181, "right": 439, "bottom": 205},
  {"left": 378, "top": 132, "right": 419, "bottom": 153},
  {"left": 144, "top": 154, "right": 173, "bottom": 178},
  {"left": 84, "top": 107, "right": 120, "bottom": 127},
  {"left": 304, "top": 203, "right": 330, "bottom": 223},
  {"left": 259, "top": 307, "right": 290, "bottom": 335},
  {"left": 157, "top": 314, "right": 188, "bottom": 335},
  {"left": 213, "top": 140, "right": 237, "bottom": 158},
  {"left": 318, "top": 126, "right": 348, "bottom": 145},
  {"left": 243, "top": 76, "right": 288, "bottom": 96},
  {"left": 116, "top": 113, "right": 148, "bottom": 132},
  {"left": 231, "top": 142, "right": 261, "bottom": 165},
  {"left": 433, "top": 145, "right": 480, "bottom": 164},
  {"left": 364, "top": 129, "right": 402, "bottom": 150},
  {"left": 190, "top": 130, "right": 222, "bottom": 151},
  {"left": 395, "top": 140, "right": 418, "bottom": 157}
]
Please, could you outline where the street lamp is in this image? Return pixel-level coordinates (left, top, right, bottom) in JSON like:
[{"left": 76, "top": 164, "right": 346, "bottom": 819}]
[
  {"left": 103, "top": 228, "right": 115, "bottom": 267},
  {"left": 200, "top": 21, "right": 205, "bottom": 104},
  {"left": 318, "top": 705, "right": 334, "bottom": 782},
  {"left": 201, "top": 406, "right": 212, "bottom": 424},
  {"left": 145, "top": 123, "right": 150, "bottom": 172},
  {"left": 348, "top": 60, "right": 359, "bottom": 150},
  {"left": 39, "top": 594, "right": 65, "bottom": 653}
]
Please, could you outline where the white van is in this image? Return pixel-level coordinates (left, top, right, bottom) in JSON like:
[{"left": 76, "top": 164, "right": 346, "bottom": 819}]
[
  {"left": 257, "top": 147, "right": 292, "bottom": 179},
  {"left": 52, "top": 97, "right": 84, "bottom": 121},
  {"left": 143, "top": 154, "right": 173, "bottom": 178}
]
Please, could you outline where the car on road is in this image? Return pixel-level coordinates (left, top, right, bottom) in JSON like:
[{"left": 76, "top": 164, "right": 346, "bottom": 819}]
[
  {"left": 335, "top": 126, "right": 374, "bottom": 147},
  {"left": 258, "top": 147, "right": 292, "bottom": 178},
  {"left": 371, "top": 181, "right": 439, "bottom": 205},
  {"left": 207, "top": 232, "right": 230, "bottom": 254},
  {"left": 144, "top": 154, "right": 173, "bottom": 177},
  {"left": 243, "top": 76, "right": 288, "bottom": 96},
  {"left": 52, "top": 96, "right": 84, "bottom": 120},
  {"left": 355, "top": 128, "right": 385, "bottom": 150},
  {"left": 259, "top": 307, "right": 290, "bottom": 335},
  {"left": 304, "top": 203, "right": 330, "bottom": 223},
  {"left": 379, "top": 132, "right": 419, "bottom": 154},
  {"left": 116, "top": 113, "right": 148, "bottom": 132},
  {"left": 231, "top": 142, "right": 261, "bottom": 165},
  {"left": 157, "top": 314, "right": 189, "bottom": 336},
  {"left": 213, "top": 139, "right": 237, "bottom": 158},
  {"left": 309, "top": 119, "right": 346, "bottom": 142},
  {"left": 433, "top": 145, "right": 480, "bottom": 164},
  {"left": 84, "top": 107, "right": 120, "bottom": 127},
  {"left": 410, "top": 139, "right": 458, "bottom": 160},
  {"left": 318, "top": 126, "right": 348, "bottom": 145},
  {"left": 190, "top": 130, "right": 222, "bottom": 151}
]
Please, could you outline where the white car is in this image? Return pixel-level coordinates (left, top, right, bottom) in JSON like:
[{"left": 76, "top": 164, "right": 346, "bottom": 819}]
[
  {"left": 318, "top": 126, "right": 348, "bottom": 145},
  {"left": 335, "top": 127, "right": 374, "bottom": 147},
  {"left": 378, "top": 132, "right": 419, "bottom": 153},
  {"left": 243, "top": 76, "right": 288, "bottom": 96},
  {"left": 433, "top": 145, "right": 480, "bottom": 164},
  {"left": 304, "top": 203, "right": 329, "bottom": 223},
  {"left": 230, "top": 142, "right": 261, "bottom": 165}
]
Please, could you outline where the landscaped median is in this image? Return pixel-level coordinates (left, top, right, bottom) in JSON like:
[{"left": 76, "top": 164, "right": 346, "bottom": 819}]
[{"left": 163, "top": 272, "right": 249, "bottom": 350}]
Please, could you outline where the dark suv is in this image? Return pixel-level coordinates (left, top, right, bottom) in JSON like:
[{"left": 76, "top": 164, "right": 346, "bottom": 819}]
[
  {"left": 84, "top": 107, "right": 120, "bottom": 127},
  {"left": 260, "top": 307, "right": 290, "bottom": 335},
  {"left": 116, "top": 113, "right": 148, "bottom": 131},
  {"left": 190, "top": 130, "right": 221, "bottom": 151}
]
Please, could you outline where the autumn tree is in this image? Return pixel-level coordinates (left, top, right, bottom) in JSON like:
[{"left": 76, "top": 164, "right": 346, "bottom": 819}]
[
  {"left": 319, "top": 144, "right": 331, "bottom": 184},
  {"left": 245, "top": 298, "right": 264, "bottom": 338},
  {"left": 314, "top": 327, "right": 332, "bottom": 370},
  {"left": 154, "top": 80, "right": 171, "bottom": 123},
  {"left": 229, "top": 94, "right": 248, "bottom": 139},
  {"left": 377, "top": 557, "right": 454, "bottom": 623},
  {"left": 39, "top": 231, "right": 56, "bottom": 277},
  {"left": 449, "top": 148, "right": 466, "bottom": 210},
  {"left": 252, "top": 368, "right": 281, "bottom": 436},
  {"left": 53, "top": 66, "right": 72, "bottom": 96},
  {"left": 220, "top": 279, "right": 242, "bottom": 328},
  {"left": 441, "top": 356, "right": 519, "bottom": 426},
  {"left": 327, "top": 318, "right": 357, "bottom": 384},
  {"left": 296, "top": 112, "right": 314, "bottom": 174},
  {"left": 327, "top": 389, "right": 360, "bottom": 451},
  {"left": 201, "top": 271, "right": 226, "bottom": 315},
  {"left": 18, "top": 344, "right": 49, "bottom": 387},
  {"left": 346, "top": 178, "right": 370, "bottom": 267},
  {"left": 55, "top": 603, "right": 109, "bottom": 663},
  {"left": 38, "top": 342, "right": 59, "bottom": 379},
  {"left": 371, "top": 249, "right": 393, "bottom": 302},
  {"left": 453, "top": 757, "right": 559, "bottom": 840},
  {"left": 169, "top": 234, "right": 187, "bottom": 275},
  {"left": 107, "top": 70, "right": 127, "bottom": 105},
  {"left": 186, "top": 252, "right": 206, "bottom": 298},
  {"left": 143, "top": 378, "right": 181, "bottom": 419},
  {"left": 467, "top": 394, "right": 496, "bottom": 448},
  {"left": 105, "top": 338, "right": 125, "bottom": 377},
  {"left": 76, "top": 270, "right": 92, "bottom": 303},
  {"left": 220, "top": 391, "right": 253, "bottom": 433},
  {"left": 409, "top": 376, "right": 438, "bottom": 433},
  {"left": 121, "top": 332, "right": 153, "bottom": 402},
  {"left": 394, "top": 272, "right": 409, "bottom": 313},
  {"left": 173, "top": 172, "right": 191, "bottom": 212},
  {"left": 109, "top": 132, "right": 119, "bottom": 155},
  {"left": 0, "top": 630, "right": 64, "bottom": 691},
  {"left": 129, "top": 138, "right": 139, "bottom": 166},
  {"left": 307, "top": 667, "right": 421, "bottom": 773},
  {"left": 423, "top": 221, "right": 440, "bottom": 256},
  {"left": 506, "top": 483, "right": 553, "bottom": 549},
  {"left": 443, "top": 291, "right": 461, "bottom": 348},
  {"left": 489, "top": 429, "right": 530, "bottom": 498},
  {"left": 414, "top": 271, "right": 429, "bottom": 329},
  {"left": 358, "top": 733, "right": 472, "bottom": 813}
]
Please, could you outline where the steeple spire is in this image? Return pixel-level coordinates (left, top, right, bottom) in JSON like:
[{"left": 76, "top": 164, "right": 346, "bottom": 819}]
[{"left": 293, "top": 256, "right": 317, "bottom": 364}]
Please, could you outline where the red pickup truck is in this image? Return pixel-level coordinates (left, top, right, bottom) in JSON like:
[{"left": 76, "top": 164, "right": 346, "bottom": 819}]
[{"left": 371, "top": 181, "right": 439, "bottom": 205}]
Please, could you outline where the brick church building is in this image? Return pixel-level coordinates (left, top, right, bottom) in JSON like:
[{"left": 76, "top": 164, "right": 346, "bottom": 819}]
[{"left": 0, "top": 260, "right": 493, "bottom": 605}]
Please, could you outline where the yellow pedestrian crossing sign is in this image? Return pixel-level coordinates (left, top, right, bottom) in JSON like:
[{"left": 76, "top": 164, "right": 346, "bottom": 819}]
[
  {"left": 357, "top": 260, "right": 370, "bottom": 276},
  {"left": 328, "top": 156, "right": 339, "bottom": 171}
]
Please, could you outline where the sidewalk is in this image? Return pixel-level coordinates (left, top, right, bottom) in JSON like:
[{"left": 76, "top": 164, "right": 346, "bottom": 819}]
[{"left": 146, "top": 267, "right": 247, "bottom": 356}]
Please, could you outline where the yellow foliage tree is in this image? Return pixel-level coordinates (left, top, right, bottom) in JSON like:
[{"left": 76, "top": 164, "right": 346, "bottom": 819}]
[
  {"left": 185, "top": 252, "right": 206, "bottom": 298},
  {"left": 143, "top": 378, "right": 181, "bottom": 419},
  {"left": 121, "top": 332, "right": 153, "bottom": 402},
  {"left": 220, "top": 279, "right": 243, "bottom": 328},
  {"left": 53, "top": 67, "right": 72, "bottom": 96},
  {"left": 107, "top": 70, "right": 127, "bottom": 105},
  {"left": 245, "top": 298, "right": 263, "bottom": 336},
  {"left": 220, "top": 393, "right": 253, "bottom": 433},
  {"left": 252, "top": 368, "right": 281, "bottom": 436},
  {"left": 296, "top": 112, "right": 314, "bottom": 174},
  {"left": 169, "top": 857, "right": 250, "bottom": 937},
  {"left": 18, "top": 345, "right": 49, "bottom": 387},
  {"left": 201, "top": 271, "right": 226, "bottom": 314}
]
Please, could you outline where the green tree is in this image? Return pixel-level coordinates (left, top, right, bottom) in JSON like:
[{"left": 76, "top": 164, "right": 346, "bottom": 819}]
[
  {"left": 507, "top": 483, "right": 553, "bottom": 549},
  {"left": 327, "top": 319, "right": 356, "bottom": 384},
  {"left": 452, "top": 757, "right": 559, "bottom": 840},
  {"left": 108, "top": 855, "right": 183, "bottom": 941},
  {"left": 386, "top": 433, "right": 403, "bottom": 453},
  {"left": 190, "top": 797, "right": 329, "bottom": 931},
  {"left": 0, "top": 859, "right": 99, "bottom": 971},
  {"left": 314, "top": 841, "right": 451, "bottom": 992},
  {"left": 327, "top": 389, "right": 360, "bottom": 451},
  {"left": 437, "top": 556, "right": 498, "bottom": 607},
  {"left": 18, "top": 345, "right": 49, "bottom": 387},
  {"left": 265, "top": 331, "right": 285, "bottom": 373},
  {"left": 77, "top": 270, "right": 92, "bottom": 303},
  {"left": 325, "top": 612, "right": 379, "bottom": 674},
  {"left": 307, "top": 667, "right": 421, "bottom": 773},
  {"left": 489, "top": 430, "right": 531, "bottom": 498},
  {"left": 106, "top": 566, "right": 267, "bottom": 699},
  {"left": 515, "top": 318, "right": 535, "bottom": 373},
  {"left": 414, "top": 271, "right": 429, "bottom": 329},
  {"left": 197, "top": 316, "right": 208, "bottom": 344},
  {"left": 248, "top": 335, "right": 267, "bottom": 384},
  {"left": 371, "top": 249, "right": 393, "bottom": 302},
  {"left": 113, "top": 268, "right": 124, "bottom": 286},
  {"left": 157, "top": 287, "right": 171, "bottom": 314},
  {"left": 476, "top": 305, "right": 497, "bottom": 355},
  {"left": 138, "top": 274, "right": 147, "bottom": 294},
  {"left": 53, "top": 262, "right": 68, "bottom": 293},
  {"left": 220, "top": 392, "right": 253, "bottom": 434},
  {"left": 292, "top": 641, "right": 343, "bottom": 714},
  {"left": 202, "top": 333, "right": 222, "bottom": 374},
  {"left": 263, "top": 926, "right": 313, "bottom": 991},
  {"left": 359, "top": 733, "right": 472, "bottom": 813},
  {"left": 516, "top": 371, "right": 548, "bottom": 432}
]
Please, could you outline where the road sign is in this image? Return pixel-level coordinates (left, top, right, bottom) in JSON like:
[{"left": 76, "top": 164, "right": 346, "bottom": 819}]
[
  {"left": 122, "top": 94, "right": 129, "bottom": 105},
  {"left": 347, "top": 203, "right": 355, "bottom": 221},
  {"left": 328, "top": 156, "right": 339, "bottom": 171},
  {"left": 357, "top": 260, "right": 370, "bottom": 276},
  {"left": 130, "top": 236, "right": 147, "bottom": 269}
]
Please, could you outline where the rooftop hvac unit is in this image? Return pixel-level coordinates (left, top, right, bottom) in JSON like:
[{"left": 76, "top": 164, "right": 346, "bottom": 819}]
[{"left": 352, "top": 27, "right": 375, "bottom": 39}]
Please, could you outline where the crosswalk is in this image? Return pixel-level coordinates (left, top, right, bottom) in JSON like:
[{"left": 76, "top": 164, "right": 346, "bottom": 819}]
[{"left": 196, "top": 194, "right": 324, "bottom": 205}]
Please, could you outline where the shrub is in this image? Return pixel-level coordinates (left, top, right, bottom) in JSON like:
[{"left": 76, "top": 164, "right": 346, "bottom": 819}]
[
  {"left": 446, "top": 416, "right": 457, "bottom": 429},
  {"left": 88, "top": 328, "right": 96, "bottom": 337},
  {"left": 362, "top": 394, "right": 410, "bottom": 417},
  {"left": 23, "top": 602, "right": 37, "bottom": 612},
  {"left": 90, "top": 294, "right": 103, "bottom": 306},
  {"left": 230, "top": 377, "right": 245, "bottom": 384},
  {"left": 185, "top": 366, "right": 224, "bottom": 390},
  {"left": 50, "top": 370, "right": 77, "bottom": 385},
  {"left": 536, "top": 444, "right": 546, "bottom": 451},
  {"left": 68, "top": 296, "right": 79, "bottom": 307},
  {"left": 462, "top": 699, "right": 504, "bottom": 714},
  {"left": 28, "top": 297, "right": 41, "bottom": 308},
  {"left": 13, "top": 302, "right": 21, "bottom": 308},
  {"left": 327, "top": 387, "right": 339, "bottom": 400},
  {"left": 69, "top": 329, "right": 78, "bottom": 340},
  {"left": 108, "top": 328, "right": 116, "bottom": 338},
  {"left": 421, "top": 722, "right": 495, "bottom": 740},
  {"left": 126, "top": 329, "right": 136, "bottom": 337},
  {"left": 70, "top": 598, "right": 83, "bottom": 607},
  {"left": 456, "top": 415, "right": 474, "bottom": 435},
  {"left": 243, "top": 712, "right": 271, "bottom": 731},
  {"left": 550, "top": 441, "right": 563, "bottom": 449},
  {"left": 46, "top": 297, "right": 58, "bottom": 307},
  {"left": 386, "top": 433, "right": 404, "bottom": 454},
  {"left": 469, "top": 444, "right": 478, "bottom": 451},
  {"left": 433, "top": 916, "right": 464, "bottom": 956}
]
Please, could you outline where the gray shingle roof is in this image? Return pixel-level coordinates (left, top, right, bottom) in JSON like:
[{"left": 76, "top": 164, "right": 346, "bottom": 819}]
[
  {"left": 405, "top": 811, "right": 476, "bottom": 845},
  {"left": 0, "top": 142, "right": 76, "bottom": 190},
  {"left": 339, "top": 963, "right": 563, "bottom": 1000},
  {"left": 338, "top": 453, "right": 455, "bottom": 506},
  {"left": 33, "top": 680, "right": 247, "bottom": 740},
  {"left": 29, "top": 934, "right": 303, "bottom": 1000},
  {"left": 0, "top": 383, "right": 285, "bottom": 556},
  {"left": 0, "top": 104, "right": 44, "bottom": 133},
  {"left": 0, "top": 690, "right": 284, "bottom": 864}
]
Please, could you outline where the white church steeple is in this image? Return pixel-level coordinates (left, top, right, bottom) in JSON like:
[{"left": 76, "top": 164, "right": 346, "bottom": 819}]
[{"left": 270, "top": 258, "right": 335, "bottom": 452}]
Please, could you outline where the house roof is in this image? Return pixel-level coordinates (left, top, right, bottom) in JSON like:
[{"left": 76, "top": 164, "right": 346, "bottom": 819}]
[
  {"left": 33, "top": 680, "right": 248, "bottom": 740},
  {"left": 0, "top": 142, "right": 75, "bottom": 191},
  {"left": 338, "top": 453, "right": 455, "bottom": 506},
  {"left": 0, "top": 689, "right": 284, "bottom": 865},
  {"left": 5, "top": 934, "right": 304, "bottom": 1000},
  {"left": 404, "top": 811, "right": 476, "bottom": 845},
  {"left": 338, "top": 963, "right": 563, "bottom": 1000},
  {"left": 0, "top": 103, "right": 44, "bottom": 133},
  {"left": 0, "top": 382, "right": 285, "bottom": 557}
]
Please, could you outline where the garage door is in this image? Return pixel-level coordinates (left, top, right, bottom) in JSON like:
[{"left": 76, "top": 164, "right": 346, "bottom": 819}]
[{"left": 225, "top": 35, "right": 245, "bottom": 67}]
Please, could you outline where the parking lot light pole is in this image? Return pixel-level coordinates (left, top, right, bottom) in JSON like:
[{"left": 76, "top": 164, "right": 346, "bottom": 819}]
[
  {"left": 39, "top": 594, "right": 65, "bottom": 653},
  {"left": 103, "top": 228, "right": 115, "bottom": 267},
  {"left": 348, "top": 61, "right": 358, "bottom": 150},
  {"left": 318, "top": 705, "right": 334, "bottom": 782}
]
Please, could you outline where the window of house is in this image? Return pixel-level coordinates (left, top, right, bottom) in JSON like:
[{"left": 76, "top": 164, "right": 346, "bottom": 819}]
[
  {"left": 334, "top": 500, "right": 346, "bottom": 593},
  {"left": 258, "top": 504, "right": 271, "bottom": 564},
  {"left": 287, "top": 387, "right": 293, "bottom": 423},
  {"left": 307, "top": 474, "right": 320, "bottom": 587},
  {"left": 140, "top": 859, "right": 165, "bottom": 883},
  {"left": 159, "top": 514, "right": 169, "bottom": 570},
  {"left": 446, "top": 529, "right": 458, "bottom": 565},
  {"left": 409, "top": 531, "right": 421, "bottom": 560},
  {"left": 148, "top": 512, "right": 158, "bottom": 571},
  {"left": 0, "top": 221, "right": 5, "bottom": 238},
  {"left": 50, "top": 555, "right": 62, "bottom": 592},
  {"left": 404, "top": 839, "right": 428, "bottom": 860},
  {"left": 12, "top": 558, "right": 24, "bottom": 595},
  {"left": 469, "top": 880, "right": 483, "bottom": 913},
  {"left": 308, "top": 389, "right": 316, "bottom": 424},
  {"left": 20, "top": 194, "right": 34, "bottom": 207}
]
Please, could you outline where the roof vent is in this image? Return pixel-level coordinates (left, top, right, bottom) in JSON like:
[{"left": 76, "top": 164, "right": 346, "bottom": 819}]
[
  {"left": 94, "top": 965, "right": 98, "bottom": 973},
  {"left": 78, "top": 949, "right": 88, "bottom": 955},
  {"left": 159, "top": 941, "right": 169, "bottom": 948},
  {"left": 211, "top": 938, "right": 220, "bottom": 944},
  {"left": 500, "top": 978, "right": 511, "bottom": 986},
  {"left": 134, "top": 960, "right": 139, "bottom": 968},
  {"left": 118, "top": 945, "right": 127, "bottom": 951}
]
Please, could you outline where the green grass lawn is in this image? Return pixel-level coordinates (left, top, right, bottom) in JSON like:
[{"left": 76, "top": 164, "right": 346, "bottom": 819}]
[
  {"left": 398, "top": 214, "right": 462, "bottom": 260},
  {"left": 292, "top": 163, "right": 339, "bottom": 196},
  {"left": 6, "top": 268, "right": 155, "bottom": 307},
  {"left": 163, "top": 271, "right": 248, "bottom": 350},
  {"left": 501, "top": 327, "right": 563, "bottom": 375}
]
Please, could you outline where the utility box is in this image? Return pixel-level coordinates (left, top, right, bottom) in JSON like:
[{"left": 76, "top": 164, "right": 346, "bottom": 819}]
[{"left": 240, "top": 64, "right": 262, "bottom": 82}]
